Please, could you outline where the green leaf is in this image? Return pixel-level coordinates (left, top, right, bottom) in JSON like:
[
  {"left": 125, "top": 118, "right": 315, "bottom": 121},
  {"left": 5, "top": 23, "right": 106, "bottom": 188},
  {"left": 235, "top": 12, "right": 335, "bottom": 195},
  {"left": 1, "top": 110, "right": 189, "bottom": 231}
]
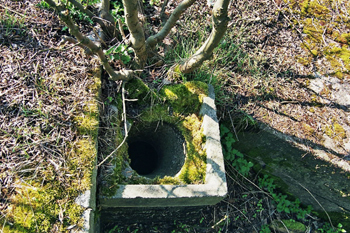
[
  {"left": 106, "top": 45, "right": 116, "bottom": 55},
  {"left": 220, "top": 125, "right": 230, "bottom": 136},
  {"left": 121, "top": 54, "right": 131, "bottom": 64},
  {"left": 115, "top": 45, "right": 123, "bottom": 53}
]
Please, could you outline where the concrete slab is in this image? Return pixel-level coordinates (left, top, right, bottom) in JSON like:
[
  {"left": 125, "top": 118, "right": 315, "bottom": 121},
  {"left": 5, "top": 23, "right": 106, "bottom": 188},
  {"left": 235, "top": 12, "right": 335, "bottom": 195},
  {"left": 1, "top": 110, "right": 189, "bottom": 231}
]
[{"left": 99, "top": 84, "right": 227, "bottom": 207}]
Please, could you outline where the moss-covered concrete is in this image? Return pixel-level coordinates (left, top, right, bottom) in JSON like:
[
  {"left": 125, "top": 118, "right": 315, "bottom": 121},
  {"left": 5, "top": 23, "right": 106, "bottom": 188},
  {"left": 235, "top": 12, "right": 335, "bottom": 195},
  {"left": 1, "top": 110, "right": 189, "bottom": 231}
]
[
  {"left": 100, "top": 80, "right": 210, "bottom": 194},
  {"left": 232, "top": 124, "right": 350, "bottom": 231},
  {"left": 98, "top": 84, "right": 227, "bottom": 208},
  {"left": 271, "top": 219, "right": 306, "bottom": 233}
]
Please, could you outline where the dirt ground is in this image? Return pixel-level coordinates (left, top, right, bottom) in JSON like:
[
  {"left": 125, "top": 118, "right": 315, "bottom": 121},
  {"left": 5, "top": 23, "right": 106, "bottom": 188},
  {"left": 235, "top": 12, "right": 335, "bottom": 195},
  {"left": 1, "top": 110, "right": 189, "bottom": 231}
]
[{"left": 1, "top": 0, "right": 349, "bottom": 232}]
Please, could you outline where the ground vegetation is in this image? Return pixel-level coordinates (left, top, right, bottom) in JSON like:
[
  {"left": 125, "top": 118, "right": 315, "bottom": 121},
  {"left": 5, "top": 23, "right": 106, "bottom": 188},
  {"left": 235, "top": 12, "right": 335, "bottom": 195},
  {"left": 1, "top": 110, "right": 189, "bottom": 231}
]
[{"left": 0, "top": 0, "right": 349, "bottom": 232}]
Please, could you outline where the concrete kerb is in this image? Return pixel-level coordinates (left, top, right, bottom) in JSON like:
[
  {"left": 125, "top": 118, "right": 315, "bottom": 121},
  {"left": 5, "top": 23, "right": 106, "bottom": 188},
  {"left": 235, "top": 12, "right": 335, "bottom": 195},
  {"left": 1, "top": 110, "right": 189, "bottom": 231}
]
[{"left": 99, "top": 84, "right": 228, "bottom": 207}]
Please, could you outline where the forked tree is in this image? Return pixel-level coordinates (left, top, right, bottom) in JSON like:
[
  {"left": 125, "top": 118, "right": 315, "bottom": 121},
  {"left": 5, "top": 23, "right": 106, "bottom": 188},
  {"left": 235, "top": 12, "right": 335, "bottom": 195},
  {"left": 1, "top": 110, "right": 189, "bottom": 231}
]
[{"left": 44, "top": 0, "right": 230, "bottom": 81}]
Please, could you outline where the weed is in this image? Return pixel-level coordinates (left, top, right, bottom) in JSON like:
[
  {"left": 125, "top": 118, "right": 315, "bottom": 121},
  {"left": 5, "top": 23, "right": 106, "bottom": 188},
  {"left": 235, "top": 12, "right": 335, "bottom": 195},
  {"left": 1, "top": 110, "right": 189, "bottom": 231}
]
[
  {"left": 81, "top": 0, "right": 100, "bottom": 6},
  {"left": 0, "top": 9, "right": 26, "bottom": 38},
  {"left": 319, "top": 223, "right": 346, "bottom": 233},
  {"left": 149, "top": 0, "right": 161, "bottom": 6},
  {"left": 172, "top": 220, "right": 191, "bottom": 233},
  {"left": 219, "top": 125, "right": 338, "bottom": 230},
  {"left": 43, "top": 0, "right": 94, "bottom": 24},
  {"left": 259, "top": 174, "right": 313, "bottom": 219},
  {"left": 37, "top": 1, "right": 51, "bottom": 9},
  {"left": 108, "top": 225, "right": 122, "bottom": 233},
  {"left": 220, "top": 124, "right": 254, "bottom": 176},
  {"left": 260, "top": 224, "right": 271, "bottom": 233},
  {"left": 69, "top": 6, "right": 94, "bottom": 24},
  {"left": 256, "top": 199, "right": 264, "bottom": 213},
  {"left": 111, "top": 0, "right": 125, "bottom": 21},
  {"left": 105, "top": 43, "right": 133, "bottom": 65}
]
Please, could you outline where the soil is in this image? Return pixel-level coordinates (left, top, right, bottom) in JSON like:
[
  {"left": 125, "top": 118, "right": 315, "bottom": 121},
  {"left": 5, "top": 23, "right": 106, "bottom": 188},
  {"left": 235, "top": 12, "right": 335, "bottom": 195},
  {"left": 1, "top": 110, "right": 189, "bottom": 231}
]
[{"left": 1, "top": 0, "right": 349, "bottom": 232}]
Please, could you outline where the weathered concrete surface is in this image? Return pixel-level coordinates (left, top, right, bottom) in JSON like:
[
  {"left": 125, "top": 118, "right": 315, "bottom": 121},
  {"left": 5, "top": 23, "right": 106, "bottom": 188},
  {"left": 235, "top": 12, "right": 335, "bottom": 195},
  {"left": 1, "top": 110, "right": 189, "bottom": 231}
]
[
  {"left": 233, "top": 123, "right": 350, "bottom": 225},
  {"left": 99, "top": 84, "right": 227, "bottom": 207}
]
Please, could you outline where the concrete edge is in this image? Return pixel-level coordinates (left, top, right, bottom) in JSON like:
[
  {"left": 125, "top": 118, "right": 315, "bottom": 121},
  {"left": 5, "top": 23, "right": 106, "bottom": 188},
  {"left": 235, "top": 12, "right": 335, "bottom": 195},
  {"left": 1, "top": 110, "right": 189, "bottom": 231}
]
[{"left": 99, "top": 84, "right": 228, "bottom": 207}]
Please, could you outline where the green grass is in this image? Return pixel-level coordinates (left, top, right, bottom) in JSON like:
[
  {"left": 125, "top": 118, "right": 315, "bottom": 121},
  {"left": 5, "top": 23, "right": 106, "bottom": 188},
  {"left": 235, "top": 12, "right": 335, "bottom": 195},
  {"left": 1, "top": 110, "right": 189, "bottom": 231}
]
[{"left": 0, "top": 9, "right": 26, "bottom": 38}]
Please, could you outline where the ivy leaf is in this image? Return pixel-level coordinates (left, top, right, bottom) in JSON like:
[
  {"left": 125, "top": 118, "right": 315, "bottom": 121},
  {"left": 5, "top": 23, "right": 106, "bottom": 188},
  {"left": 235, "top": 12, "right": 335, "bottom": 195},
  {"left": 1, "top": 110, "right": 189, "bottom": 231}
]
[
  {"left": 121, "top": 54, "right": 131, "bottom": 64},
  {"left": 106, "top": 45, "right": 116, "bottom": 55}
]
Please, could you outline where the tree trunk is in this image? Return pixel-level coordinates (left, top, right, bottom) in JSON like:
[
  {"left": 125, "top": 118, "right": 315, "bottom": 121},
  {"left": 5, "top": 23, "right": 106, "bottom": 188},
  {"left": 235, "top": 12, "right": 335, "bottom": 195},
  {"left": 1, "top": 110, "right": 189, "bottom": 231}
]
[
  {"left": 122, "top": 0, "right": 147, "bottom": 69},
  {"left": 178, "top": 0, "right": 230, "bottom": 73}
]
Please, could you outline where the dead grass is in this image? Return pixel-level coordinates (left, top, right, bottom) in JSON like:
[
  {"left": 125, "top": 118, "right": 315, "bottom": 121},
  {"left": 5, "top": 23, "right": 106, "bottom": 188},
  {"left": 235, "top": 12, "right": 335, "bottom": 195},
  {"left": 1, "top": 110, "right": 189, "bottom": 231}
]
[
  {"left": 0, "top": 0, "right": 99, "bottom": 231},
  {"left": 1, "top": 0, "right": 349, "bottom": 232}
]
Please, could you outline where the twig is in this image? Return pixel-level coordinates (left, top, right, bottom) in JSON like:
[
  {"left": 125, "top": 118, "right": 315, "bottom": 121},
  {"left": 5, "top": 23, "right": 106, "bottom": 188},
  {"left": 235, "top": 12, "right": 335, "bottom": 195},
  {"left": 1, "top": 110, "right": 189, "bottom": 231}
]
[
  {"left": 45, "top": 0, "right": 134, "bottom": 81},
  {"left": 228, "top": 110, "right": 239, "bottom": 141},
  {"left": 97, "top": 82, "right": 129, "bottom": 167},
  {"left": 61, "top": 41, "right": 84, "bottom": 52},
  {"left": 211, "top": 215, "right": 227, "bottom": 229},
  {"left": 295, "top": 179, "right": 334, "bottom": 229},
  {"left": 160, "top": 0, "right": 169, "bottom": 23},
  {"left": 226, "top": 163, "right": 273, "bottom": 199},
  {"left": 0, "top": 4, "right": 29, "bottom": 19},
  {"left": 278, "top": 219, "right": 290, "bottom": 233},
  {"left": 222, "top": 200, "right": 257, "bottom": 228},
  {"left": 117, "top": 18, "right": 128, "bottom": 43}
]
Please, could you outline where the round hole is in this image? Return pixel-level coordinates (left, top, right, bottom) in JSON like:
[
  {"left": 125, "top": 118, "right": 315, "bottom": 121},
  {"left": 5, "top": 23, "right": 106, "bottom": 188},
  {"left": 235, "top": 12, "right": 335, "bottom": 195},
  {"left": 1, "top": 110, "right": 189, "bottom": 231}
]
[
  {"left": 127, "top": 122, "right": 186, "bottom": 178},
  {"left": 128, "top": 141, "right": 159, "bottom": 175}
]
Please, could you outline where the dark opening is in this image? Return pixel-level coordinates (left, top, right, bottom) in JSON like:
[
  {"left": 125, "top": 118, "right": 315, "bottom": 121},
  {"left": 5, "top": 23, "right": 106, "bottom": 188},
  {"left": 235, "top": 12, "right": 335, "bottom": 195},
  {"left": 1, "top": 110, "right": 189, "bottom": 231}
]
[
  {"left": 128, "top": 141, "right": 159, "bottom": 175},
  {"left": 126, "top": 122, "right": 186, "bottom": 178}
]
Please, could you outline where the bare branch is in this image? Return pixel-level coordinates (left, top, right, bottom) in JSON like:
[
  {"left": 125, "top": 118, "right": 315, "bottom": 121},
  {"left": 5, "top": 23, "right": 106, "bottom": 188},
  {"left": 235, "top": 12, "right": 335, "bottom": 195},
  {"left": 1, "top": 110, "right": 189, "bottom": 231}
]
[
  {"left": 44, "top": 0, "right": 134, "bottom": 81},
  {"left": 58, "top": 35, "right": 93, "bottom": 54},
  {"left": 160, "top": 0, "right": 170, "bottom": 22},
  {"left": 178, "top": 0, "right": 230, "bottom": 73},
  {"left": 146, "top": 0, "right": 197, "bottom": 49},
  {"left": 99, "top": 0, "right": 117, "bottom": 39},
  {"left": 122, "top": 0, "right": 147, "bottom": 68},
  {"left": 118, "top": 18, "right": 128, "bottom": 44}
]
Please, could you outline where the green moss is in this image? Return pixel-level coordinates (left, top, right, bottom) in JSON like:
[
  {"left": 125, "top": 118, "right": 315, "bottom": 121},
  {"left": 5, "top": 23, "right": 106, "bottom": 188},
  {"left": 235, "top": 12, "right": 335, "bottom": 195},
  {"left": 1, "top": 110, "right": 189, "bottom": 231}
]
[
  {"left": 288, "top": 0, "right": 350, "bottom": 77},
  {"left": 316, "top": 211, "right": 350, "bottom": 231},
  {"left": 141, "top": 82, "right": 208, "bottom": 184},
  {"left": 155, "top": 176, "right": 181, "bottom": 185},
  {"left": 300, "top": 0, "right": 330, "bottom": 17},
  {"left": 125, "top": 78, "right": 158, "bottom": 105},
  {"left": 138, "top": 109, "right": 207, "bottom": 185},
  {"left": 271, "top": 219, "right": 306, "bottom": 233},
  {"left": 104, "top": 81, "right": 209, "bottom": 188},
  {"left": 4, "top": 180, "right": 85, "bottom": 233},
  {"left": 296, "top": 56, "right": 312, "bottom": 66},
  {"left": 159, "top": 81, "right": 208, "bottom": 114},
  {"left": 74, "top": 113, "right": 99, "bottom": 139},
  {"left": 333, "top": 123, "right": 346, "bottom": 139},
  {"left": 2, "top": 69, "right": 101, "bottom": 232},
  {"left": 323, "top": 120, "right": 346, "bottom": 141},
  {"left": 178, "top": 114, "right": 206, "bottom": 184},
  {"left": 69, "top": 138, "right": 97, "bottom": 189}
]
